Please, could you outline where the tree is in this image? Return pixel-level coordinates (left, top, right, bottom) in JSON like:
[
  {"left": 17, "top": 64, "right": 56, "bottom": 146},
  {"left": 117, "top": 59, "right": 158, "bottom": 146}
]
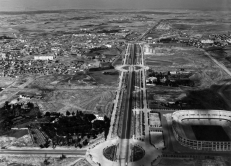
[
  {"left": 34, "top": 137, "right": 37, "bottom": 143},
  {"left": 60, "top": 154, "right": 66, "bottom": 160},
  {"left": 44, "top": 140, "right": 50, "bottom": 148},
  {"left": 37, "top": 111, "right": 43, "bottom": 118},
  {"left": 87, "top": 114, "right": 96, "bottom": 121},
  {"left": 45, "top": 112, "right": 50, "bottom": 117},
  {"left": 43, "top": 158, "right": 50, "bottom": 165},
  {"left": 27, "top": 102, "right": 34, "bottom": 109},
  {"left": 52, "top": 141, "right": 57, "bottom": 149},
  {"left": 66, "top": 111, "right": 70, "bottom": 116},
  {"left": 93, "top": 135, "right": 97, "bottom": 139},
  {"left": 72, "top": 111, "right": 75, "bottom": 116},
  {"left": 4, "top": 101, "right": 10, "bottom": 110},
  {"left": 83, "top": 139, "right": 88, "bottom": 146}
]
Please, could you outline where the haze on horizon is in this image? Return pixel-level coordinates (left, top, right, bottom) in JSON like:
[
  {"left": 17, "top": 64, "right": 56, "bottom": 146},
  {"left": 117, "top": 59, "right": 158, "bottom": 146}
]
[{"left": 0, "top": 0, "right": 230, "bottom": 11}]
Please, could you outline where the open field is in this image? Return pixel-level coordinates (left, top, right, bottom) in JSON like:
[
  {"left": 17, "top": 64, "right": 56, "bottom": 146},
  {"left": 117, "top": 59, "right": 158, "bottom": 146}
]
[
  {"left": 0, "top": 77, "right": 116, "bottom": 118},
  {"left": 150, "top": 132, "right": 164, "bottom": 149},
  {"left": 88, "top": 70, "right": 119, "bottom": 86},
  {"left": 113, "top": 57, "right": 123, "bottom": 66},
  {"left": 0, "top": 134, "right": 33, "bottom": 148},
  {"left": 147, "top": 83, "right": 230, "bottom": 110},
  {"left": 145, "top": 47, "right": 230, "bottom": 89},
  {"left": 0, "top": 155, "right": 81, "bottom": 166},
  {"left": 146, "top": 45, "right": 231, "bottom": 110},
  {"left": 146, "top": 59, "right": 173, "bottom": 66},
  {"left": 6, "top": 130, "right": 28, "bottom": 138},
  {"left": 0, "top": 77, "right": 15, "bottom": 88},
  {"left": 36, "top": 88, "right": 115, "bottom": 116},
  {"left": 154, "top": 157, "right": 227, "bottom": 166},
  {"left": 72, "top": 158, "right": 92, "bottom": 166},
  {"left": 146, "top": 11, "right": 231, "bottom": 39},
  {"left": 208, "top": 48, "right": 231, "bottom": 71},
  {"left": 86, "top": 47, "right": 121, "bottom": 57},
  {"left": 27, "top": 74, "right": 96, "bottom": 88},
  {"left": 154, "top": 158, "right": 195, "bottom": 166},
  {"left": 26, "top": 71, "right": 119, "bottom": 89}
]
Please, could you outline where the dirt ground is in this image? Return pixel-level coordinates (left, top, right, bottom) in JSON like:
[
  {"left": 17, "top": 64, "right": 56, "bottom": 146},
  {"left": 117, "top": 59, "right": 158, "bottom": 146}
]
[
  {"left": 36, "top": 88, "right": 115, "bottom": 116},
  {"left": 146, "top": 45, "right": 231, "bottom": 110},
  {"left": 0, "top": 77, "right": 15, "bottom": 88},
  {"left": 0, "top": 155, "right": 82, "bottom": 166},
  {"left": 155, "top": 158, "right": 195, "bottom": 166},
  {"left": 145, "top": 47, "right": 230, "bottom": 88},
  {"left": 7, "top": 130, "right": 28, "bottom": 138},
  {"left": 72, "top": 158, "right": 92, "bottom": 166},
  {"left": 0, "top": 134, "right": 33, "bottom": 148}
]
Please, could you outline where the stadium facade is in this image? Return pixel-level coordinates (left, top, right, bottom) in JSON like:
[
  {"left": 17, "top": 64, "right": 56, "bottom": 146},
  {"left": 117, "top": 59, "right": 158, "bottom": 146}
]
[{"left": 172, "top": 110, "right": 231, "bottom": 151}]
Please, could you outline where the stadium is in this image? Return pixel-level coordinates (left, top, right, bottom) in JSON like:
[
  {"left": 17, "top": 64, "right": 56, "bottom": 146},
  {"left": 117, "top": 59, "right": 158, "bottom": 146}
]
[{"left": 172, "top": 110, "right": 231, "bottom": 151}]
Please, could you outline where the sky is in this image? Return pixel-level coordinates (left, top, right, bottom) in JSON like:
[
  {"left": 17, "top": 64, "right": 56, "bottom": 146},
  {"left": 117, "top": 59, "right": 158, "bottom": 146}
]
[{"left": 0, "top": 0, "right": 230, "bottom": 11}]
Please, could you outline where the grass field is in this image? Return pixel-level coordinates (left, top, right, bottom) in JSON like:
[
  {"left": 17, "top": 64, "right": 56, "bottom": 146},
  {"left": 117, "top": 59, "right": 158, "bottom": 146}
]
[
  {"left": 28, "top": 70, "right": 119, "bottom": 88},
  {"left": 0, "top": 129, "right": 28, "bottom": 138},
  {"left": 29, "top": 74, "right": 97, "bottom": 88},
  {"left": 146, "top": 45, "right": 231, "bottom": 110},
  {"left": 89, "top": 70, "right": 119, "bottom": 86},
  {"left": 145, "top": 47, "right": 221, "bottom": 79},
  {"left": 38, "top": 88, "right": 115, "bottom": 115},
  {"left": 146, "top": 59, "right": 173, "bottom": 66},
  {"left": 0, "top": 156, "right": 81, "bottom": 166},
  {"left": 0, "top": 77, "right": 15, "bottom": 88},
  {"left": 150, "top": 132, "right": 164, "bottom": 149},
  {"left": 113, "top": 57, "right": 123, "bottom": 66},
  {"left": 156, "top": 158, "right": 195, "bottom": 166},
  {"left": 8, "top": 130, "right": 28, "bottom": 138}
]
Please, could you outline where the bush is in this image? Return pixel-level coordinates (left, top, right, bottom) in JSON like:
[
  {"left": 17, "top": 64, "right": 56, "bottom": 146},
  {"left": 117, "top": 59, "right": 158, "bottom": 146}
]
[
  {"left": 45, "top": 112, "right": 51, "bottom": 117},
  {"left": 66, "top": 111, "right": 70, "bottom": 116}
]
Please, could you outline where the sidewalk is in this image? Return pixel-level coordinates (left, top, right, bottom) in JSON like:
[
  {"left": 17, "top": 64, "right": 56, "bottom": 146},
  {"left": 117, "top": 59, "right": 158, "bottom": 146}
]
[{"left": 87, "top": 138, "right": 120, "bottom": 166}]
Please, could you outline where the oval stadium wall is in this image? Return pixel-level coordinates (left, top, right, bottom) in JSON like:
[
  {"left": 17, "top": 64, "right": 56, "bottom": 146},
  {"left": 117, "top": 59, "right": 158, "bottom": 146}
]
[{"left": 172, "top": 110, "right": 231, "bottom": 151}]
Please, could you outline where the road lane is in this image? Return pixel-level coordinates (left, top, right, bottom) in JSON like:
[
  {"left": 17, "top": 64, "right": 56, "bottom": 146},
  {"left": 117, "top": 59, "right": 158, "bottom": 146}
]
[
  {"left": 0, "top": 149, "right": 87, "bottom": 155},
  {"left": 121, "top": 71, "right": 135, "bottom": 139},
  {"left": 121, "top": 44, "right": 135, "bottom": 139}
]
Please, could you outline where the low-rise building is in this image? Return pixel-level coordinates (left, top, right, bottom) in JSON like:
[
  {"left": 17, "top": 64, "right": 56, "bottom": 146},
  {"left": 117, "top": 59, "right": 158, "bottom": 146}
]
[
  {"left": 201, "top": 39, "right": 214, "bottom": 44},
  {"left": 34, "top": 55, "right": 54, "bottom": 60},
  {"left": 143, "top": 44, "right": 155, "bottom": 55}
]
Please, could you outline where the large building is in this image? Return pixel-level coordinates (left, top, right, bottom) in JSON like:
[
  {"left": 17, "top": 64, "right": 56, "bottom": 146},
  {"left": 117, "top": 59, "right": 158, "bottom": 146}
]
[
  {"left": 143, "top": 44, "right": 155, "bottom": 55},
  {"left": 34, "top": 55, "right": 54, "bottom": 60},
  {"left": 172, "top": 110, "right": 231, "bottom": 151},
  {"left": 201, "top": 39, "right": 214, "bottom": 44}
]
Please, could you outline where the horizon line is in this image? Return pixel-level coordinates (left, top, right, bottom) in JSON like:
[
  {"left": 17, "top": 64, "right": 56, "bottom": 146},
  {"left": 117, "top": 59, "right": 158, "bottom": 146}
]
[{"left": 0, "top": 7, "right": 229, "bottom": 13}]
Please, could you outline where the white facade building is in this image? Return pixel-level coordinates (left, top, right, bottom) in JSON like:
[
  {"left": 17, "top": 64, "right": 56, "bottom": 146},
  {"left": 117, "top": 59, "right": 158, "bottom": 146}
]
[
  {"left": 34, "top": 55, "right": 54, "bottom": 60},
  {"left": 1, "top": 52, "right": 6, "bottom": 59},
  {"left": 172, "top": 110, "right": 231, "bottom": 151},
  {"left": 143, "top": 44, "right": 155, "bottom": 55},
  {"left": 201, "top": 39, "right": 214, "bottom": 44}
]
